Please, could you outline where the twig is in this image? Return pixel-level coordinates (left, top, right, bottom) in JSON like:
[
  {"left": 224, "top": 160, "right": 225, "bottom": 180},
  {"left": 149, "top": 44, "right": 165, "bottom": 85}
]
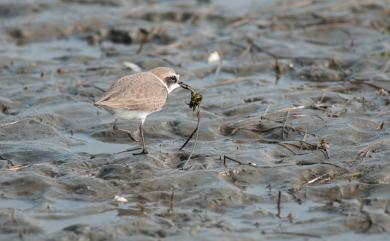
[
  {"left": 178, "top": 82, "right": 202, "bottom": 169},
  {"left": 282, "top": 111, "right": 290, "bottom": 140},
  {"left": 296, "top": 160, "right": 348, "bottom": 172},
  {"left": 114, "top": 147, "right": 142, "bottom": 155},
  {"left": 167, "top": 188, "right": 175, "bottom": 215},
  {"left": 223, "top": 155, "right": 257, "bottom": 167},
  {"left": 0, "top": 155, "right": 27, "bottom": 171},
  {"left": 223, "top": 155, "right": 284, "bottom": 168},
  {"left": 258, "top": 139, "right": 329, "bottom": 159},
  {"left": 276, "top": 231, "right": 322, "bottom": 239},
  {"left": 223, "top": 155, "right": 244, "bottom": 165},
  {"left": 0, "top": 155, "right": 14, "bottom": 166},
  {"left": 287, "top": 140, "right": 330, "bottom": 159},
  {"left": 377, "top": 121, "right": 384, "bottom": 130},
  {"left": 276, "top": 191, "right": 281, "bottom": 218},
  {"left": 7, "top": 164, "right": 29, "bottom": 171},
  {"left": 357, "top": 138, "right": 390, "bottom": 160},
  {"left": 245, "top": 36, "right": 278, "bottom": 59},
  {"left": 306, "top": 172, "right": 331, "bottom": 184},
  {"left": 78, "top": 84, "right": 106, "bottom": 93},
  {"left": 181, "top": 109, "right": 200, "bottom": 170},
  {"left": 179, "top": 108, "right": 200, "bottom": 150},
  {"left": 274, "top": 58, "right": 281, "bottom": 83},
  {"left": 246, "top": 35, "right": 284, "bottom": 83},
  {"left": 277, "top": 143, "right": 299, "bottom": 154},
  {"left": 137, "top": 28, "right": 149, "bottom": 54},
  {"left": 206, "top": 77, "right": 251, "bottom": 88}
]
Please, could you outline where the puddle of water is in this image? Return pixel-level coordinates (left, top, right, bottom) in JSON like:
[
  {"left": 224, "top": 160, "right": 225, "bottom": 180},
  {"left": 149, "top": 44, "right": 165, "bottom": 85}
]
[
  {"left": 31, "top": 199, "right": 118, "bottom": 233},
  {"left": 37, "top": 210, "right": 118, "bottom": 234},
  {"left": 0, "top": 199, "right": 34, "bottom": 210},
  {"left": 245, "top": 185, "right": 328, "bottom": 221},
  {"left": 47, "top": 199, "right": 105, "bottom": 211},
  {"left": 214, "top": 0, "right": 274, "bottom": 12},
  {"left": 1, "top": 0, "right": 389, "bottom": 239},
  {"left": 69, "top": 134, "right": 131, "bottom": 155},
  {"left": 1, "top": 38, "right": 100, "bottom": 61}
]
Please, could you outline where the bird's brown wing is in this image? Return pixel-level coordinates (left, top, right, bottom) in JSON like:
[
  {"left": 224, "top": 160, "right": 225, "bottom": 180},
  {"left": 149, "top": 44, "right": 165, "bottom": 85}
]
[{"left": 95, "top": 72, "right": 168, "bottom": 112}]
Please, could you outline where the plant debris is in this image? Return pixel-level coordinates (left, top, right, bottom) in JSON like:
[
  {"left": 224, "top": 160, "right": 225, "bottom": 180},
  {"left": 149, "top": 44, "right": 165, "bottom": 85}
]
[{"left": 178, "top": 82, "right": 203, "bottom": 169}]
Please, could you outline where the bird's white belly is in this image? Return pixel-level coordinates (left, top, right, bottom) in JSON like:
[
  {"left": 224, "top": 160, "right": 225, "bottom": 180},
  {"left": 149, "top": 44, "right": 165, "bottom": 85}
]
[{"left": 113, "top": 109, "right": 150, "bottom": 121}]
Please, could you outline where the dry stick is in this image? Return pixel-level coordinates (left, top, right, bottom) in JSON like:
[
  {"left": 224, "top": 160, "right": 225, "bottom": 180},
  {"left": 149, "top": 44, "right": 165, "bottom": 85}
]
[
  {"left": 377, "top": 121, "right": 384, "bottom": 130},
  {"left": 276, "top": 232, "right": 322, "bottom": 239},
  {"left": 245, "top": 36, "right": 278, "bottom": 59},
  {"left": 277, "top": 143, "right": 299, "bottom": 155},
  {"left": 248, "top": 125, "right": 300, "bottom": 135},
  {"left": 181, "top": 108, "right": 200, "bottom": 170},
  {"left": 258, "top": 139, "right": 329, "bottom": 159},
  {"left": 179, "top": 107, "right": 200, "bottom": 150},
  {"left": 357, "top": 138, "right": 390, "bottom": 160},
  {"left": 240, "top": 30, "right": 355, "bottom": 64},
  {"left": 296, "top": 160, "right": 348, "bottom": 172},
  {"left": 137, "top": 28, "right": 149, "bottom": 54},
  {"left": 246, "top": 36, "right": 282, "bottom": 83},
  {"left": 0, "top": 155, "right": 14, "bottom": 167},
  {"left": 206, "top": 77, "right": 253, "bottom": 88},
  {"left": 306, "top": 172, "right": 331, "bottom": 185},
  {"left": 282, "top": 111, "right": 290, "bottom": 140},
  {"left": 6, "top": 165, "right": 29, "bottom": 171},
  {"left": 285, "top": 140, "right": 330, "bottom": 159},
  {"left": 276, "top": 191, "right": 282, "bottom": 218},
  {"left": 224, "top": 155, "right": 258, "bottom": 166},
  {"left": 167, "top": 188, "right": 175, "bottom": 215},
  {"left": 223, "top": 155, "right": 244, "bottom": 165},
  {"left": 79, "top": 83, "right": 106, "bottom": 93},
  {"left": 114, "top": 147, "right": 142, "bottom": 155},
  {"left": 0, "top": 155, "right": 28, "bottom": 171},
  {"left": 222, "top": 156, "right": 228, "bottom": 169},
  {"left": 223, "top": 155, "right": 284, "bottom": 168},
  {"left": 274, "top": 58, "right": 281, "bottom": 83}
]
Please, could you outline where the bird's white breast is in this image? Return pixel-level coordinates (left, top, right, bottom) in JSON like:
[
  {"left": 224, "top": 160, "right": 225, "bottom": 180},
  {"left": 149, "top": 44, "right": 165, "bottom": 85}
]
[{"left": 168, "top": 83, "right": 180, "bottom": 93}]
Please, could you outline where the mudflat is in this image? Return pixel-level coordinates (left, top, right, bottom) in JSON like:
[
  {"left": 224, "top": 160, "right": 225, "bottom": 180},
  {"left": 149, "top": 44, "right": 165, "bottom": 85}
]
[{"left": 0, "top": 0, "right": 389, "bottom": 240}]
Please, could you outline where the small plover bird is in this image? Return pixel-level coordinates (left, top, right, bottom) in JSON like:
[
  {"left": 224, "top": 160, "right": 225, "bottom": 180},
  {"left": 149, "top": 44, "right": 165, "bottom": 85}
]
[{"left": 95, "top": 67, "right": 181, "bottom": 155}]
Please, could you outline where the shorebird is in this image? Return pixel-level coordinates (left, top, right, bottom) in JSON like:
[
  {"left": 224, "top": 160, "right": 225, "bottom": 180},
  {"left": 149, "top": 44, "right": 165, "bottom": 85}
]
[{"left": 95, "top": 67, "right": 181, "bottom": 155}]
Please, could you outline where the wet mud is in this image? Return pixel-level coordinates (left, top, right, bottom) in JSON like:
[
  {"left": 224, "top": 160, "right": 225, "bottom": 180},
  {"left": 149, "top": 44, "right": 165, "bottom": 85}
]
[{"left": 0, "top": 0, "right": 389, "bottom": 240}]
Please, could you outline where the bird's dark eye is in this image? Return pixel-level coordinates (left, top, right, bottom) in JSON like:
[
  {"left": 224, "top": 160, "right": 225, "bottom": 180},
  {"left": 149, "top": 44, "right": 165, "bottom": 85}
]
[{"left": 170, "top": 76, "right": 177, "bottom": 83}]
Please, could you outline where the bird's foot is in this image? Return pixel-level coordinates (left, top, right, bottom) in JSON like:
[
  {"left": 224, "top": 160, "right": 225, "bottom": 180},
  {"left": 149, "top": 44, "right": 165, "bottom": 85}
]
[{"left": 133, "top": 149, "right": 149, "bottom": 155}]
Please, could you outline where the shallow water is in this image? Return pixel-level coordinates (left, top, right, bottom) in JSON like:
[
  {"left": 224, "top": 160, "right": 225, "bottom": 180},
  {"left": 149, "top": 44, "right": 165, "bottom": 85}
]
[{"left": 0, "top": 0, "right": 390, "bottom": 240}]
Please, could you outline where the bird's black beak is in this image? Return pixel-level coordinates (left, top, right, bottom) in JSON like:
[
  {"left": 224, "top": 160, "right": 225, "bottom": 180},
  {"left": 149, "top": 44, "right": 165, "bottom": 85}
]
[{"left": 179, "top": 82, "right": 191, "bottom": 89}]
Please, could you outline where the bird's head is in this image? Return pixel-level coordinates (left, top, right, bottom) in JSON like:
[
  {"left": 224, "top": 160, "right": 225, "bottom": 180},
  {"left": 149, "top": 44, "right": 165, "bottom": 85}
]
[{"left": 149, "top": 67, "right": 180, "bottom": 93}]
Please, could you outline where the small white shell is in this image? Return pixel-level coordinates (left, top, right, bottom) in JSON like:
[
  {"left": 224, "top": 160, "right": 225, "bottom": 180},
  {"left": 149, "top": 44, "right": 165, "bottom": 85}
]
[
  {"left": 112, "top": 195, "right": 128, "bottom": 205},
  {"left": 208, "top": 51, "right": 221, "bottom": 64},
  {"left": 123, "top": 62, "right": 142, "bottom": 72}
]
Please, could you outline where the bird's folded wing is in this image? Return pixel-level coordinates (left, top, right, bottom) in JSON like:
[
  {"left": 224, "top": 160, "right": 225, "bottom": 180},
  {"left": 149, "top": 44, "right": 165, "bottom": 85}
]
[
  {"left": 98, "top": 96, "right": 165, "bottom": 111},
  {"left": 95, "top": 72, "right": 168, "bottom": 111}
]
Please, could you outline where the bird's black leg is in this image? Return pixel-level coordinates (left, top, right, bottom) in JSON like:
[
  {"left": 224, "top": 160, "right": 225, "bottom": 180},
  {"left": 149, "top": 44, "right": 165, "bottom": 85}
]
[
  {"left": 133, "top": 120, "right": 148, "bottom": 155},
  {"left": 125, "top": 130, "right": 138, "bottom": 142},
  {"left": 112, "top": 119, "right": 138, "bottom": 142},
  {"left": 113, "top": 118, "right": 118, "bottom": 130}
]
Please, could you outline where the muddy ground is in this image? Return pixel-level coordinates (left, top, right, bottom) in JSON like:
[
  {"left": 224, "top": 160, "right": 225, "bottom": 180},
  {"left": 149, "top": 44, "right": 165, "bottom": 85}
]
[{"left": 0, "top": 0, "right": 389, "bottom": 240}]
